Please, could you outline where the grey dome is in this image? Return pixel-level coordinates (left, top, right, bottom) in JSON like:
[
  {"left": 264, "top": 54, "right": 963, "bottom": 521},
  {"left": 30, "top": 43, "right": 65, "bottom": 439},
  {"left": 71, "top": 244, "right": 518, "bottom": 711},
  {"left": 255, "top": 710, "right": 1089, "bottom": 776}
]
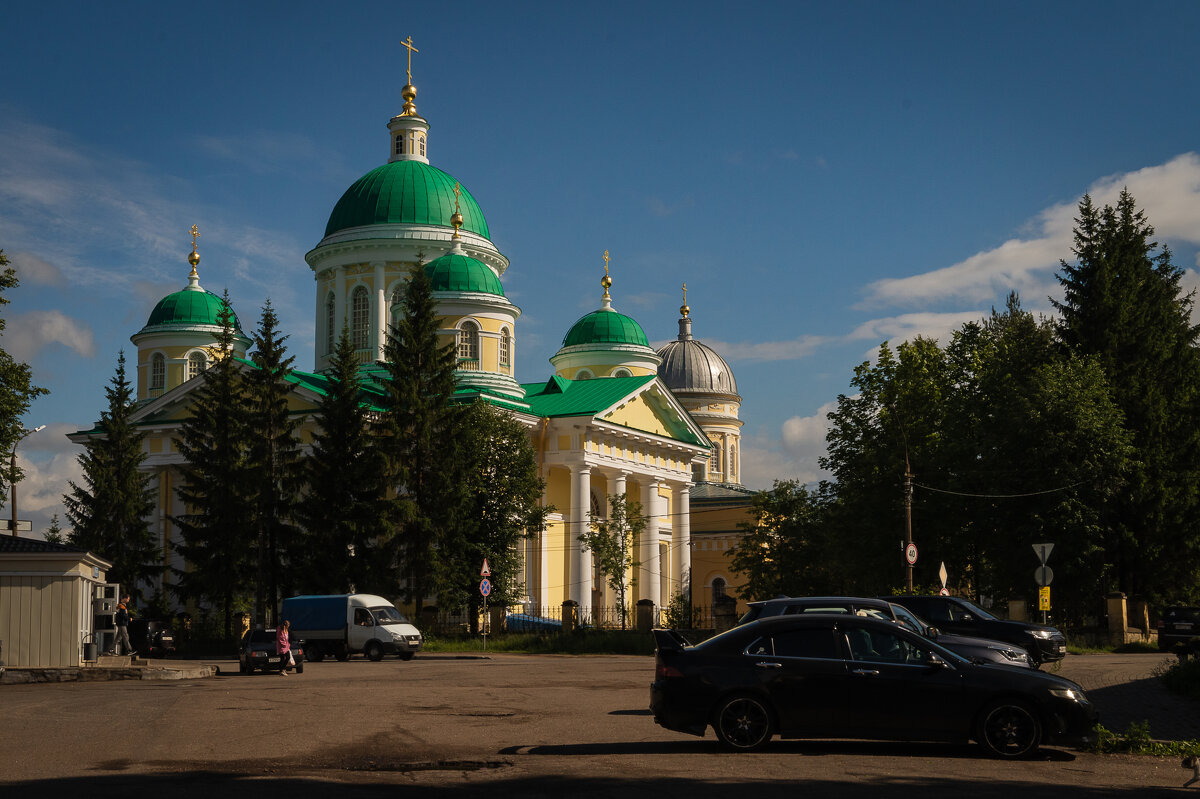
[{"left": 656, "top": 316, "right": 739, "bottom": 397}]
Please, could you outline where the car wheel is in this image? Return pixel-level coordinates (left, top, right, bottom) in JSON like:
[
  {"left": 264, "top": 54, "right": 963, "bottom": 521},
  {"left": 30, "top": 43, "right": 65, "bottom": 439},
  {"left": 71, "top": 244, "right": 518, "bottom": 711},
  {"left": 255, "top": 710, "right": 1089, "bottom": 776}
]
[
  {"left": 306, "top": 644, "right": 324, "bottom": 663},
  {"left": 713, "top": 694, "right": 774, "bottom": 751},
  {"left": 335, "top": 647, "right": 350, "bottom": 662},
  {"left": 365, "top": 641, "right": 384, "bottom": 662},
  {"left": 399, "top": 652, "right": 415, "bottom": 662},
  {"left": 978, "top": 699, "right": 1042, "bottom": 758},
  {"left": 239, "top": 662, "right": 249, "bottom": 674},
  {"left": 295, "top": 661, "right": 304, "bottom": 674}
]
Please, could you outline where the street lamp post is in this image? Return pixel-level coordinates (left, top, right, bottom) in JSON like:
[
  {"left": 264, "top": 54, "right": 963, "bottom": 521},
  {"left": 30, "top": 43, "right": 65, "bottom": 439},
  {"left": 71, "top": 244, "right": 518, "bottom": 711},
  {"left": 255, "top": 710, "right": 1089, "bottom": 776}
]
[{"left": 10, "top": 425, "right": 45, "bottom": 536}]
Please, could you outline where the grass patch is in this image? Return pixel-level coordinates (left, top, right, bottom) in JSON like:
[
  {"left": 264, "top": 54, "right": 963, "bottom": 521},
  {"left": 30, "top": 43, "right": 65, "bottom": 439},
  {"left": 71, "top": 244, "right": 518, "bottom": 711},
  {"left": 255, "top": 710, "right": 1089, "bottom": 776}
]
[
  {"left": 1066, "top": 637, "right": 1161, "bottom": 655},
  {"left": 423, "top": 631, "right": 655, "bottom": 656},
  {"left": 1089, "top": 721, "right": 1200, "bottom": 756}
]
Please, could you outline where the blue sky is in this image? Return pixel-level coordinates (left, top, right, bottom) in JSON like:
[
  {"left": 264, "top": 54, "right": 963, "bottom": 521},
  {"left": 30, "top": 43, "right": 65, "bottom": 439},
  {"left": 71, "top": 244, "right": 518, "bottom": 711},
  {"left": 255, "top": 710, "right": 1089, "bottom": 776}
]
[{"left": 4, "top": 1, "right": 1200, "bottom": 536}]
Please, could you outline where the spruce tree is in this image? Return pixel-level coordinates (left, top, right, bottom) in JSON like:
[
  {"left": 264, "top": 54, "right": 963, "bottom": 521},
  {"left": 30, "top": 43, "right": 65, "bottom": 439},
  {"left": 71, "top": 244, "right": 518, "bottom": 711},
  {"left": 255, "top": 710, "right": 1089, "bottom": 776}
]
[
  {"left": 296, "top": 325, "right": 387, "bottom": 595},
  {"left": 173, "top": 292, "right": 253, "bottom": 641},
  {"left": 376, "top": 262, "right": 465, "bottom": 614},
  {"left": 1052, "top": 190, "right": 1200, "bottom": 598},
  {"left": 43, "top": 513, "right": 64, "bottom": 545},
  {"left": 64, "top": 351, "right": 157, "bottom": 600},
  {"left": 243, "top": 299, "right": 302, "bottom": 623},
  {"left": 0, "top": 249, "right": 48, "bottom": 501}
]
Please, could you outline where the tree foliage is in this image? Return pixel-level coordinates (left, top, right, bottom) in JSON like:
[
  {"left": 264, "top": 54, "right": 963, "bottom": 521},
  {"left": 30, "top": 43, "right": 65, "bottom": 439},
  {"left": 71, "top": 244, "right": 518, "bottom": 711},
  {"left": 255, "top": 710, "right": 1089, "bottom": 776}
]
[
  {"left": 730, "top": 480, "right": 830, "bottom": 599},
  {"left": 0, "top": 250, "right": 48, "bottom": 501},
  {"left": 64, "top": 351, "right": 158, "bottom": 600},
  {"left": 580, "top": 493, "right": 644, "bottom": 629}
]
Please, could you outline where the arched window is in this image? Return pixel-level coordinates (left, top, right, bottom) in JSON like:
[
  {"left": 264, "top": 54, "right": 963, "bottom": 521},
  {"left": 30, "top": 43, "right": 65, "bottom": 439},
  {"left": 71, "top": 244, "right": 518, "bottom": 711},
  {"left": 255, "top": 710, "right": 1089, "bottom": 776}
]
[
  {"left": 457, "top": 320, "right": 479, "bottom": 361},
  {"left": 394, "top": 136, "right": 403, "bottom": 155},
  {"left": 730, "top": 441, "right": 737, "bottom": 478},
  {"left": 499, "top": 328, "right": 511, "bottom": 367},
  {"left": 390, "top": 286, "right": 406, "bottom": 328},
  {"left": 711, "top": 445, "right": 722, "bottom": 475},
  {"left": 187, "top": 352, "right": 207, "bottom": 381},
  {"left": 712, "top": 577, "right": 727, "bottom": 603},
  {"left": 612, "top": 367, "right": 632, "bottom": 378},
  {"left": 150, "top": 353, "right": 166, "bottom": 391},
  {"left": 418, "top": 134, "right": 426, "bottom": 157},
  {"left": 351, "top": 286, "right": 370, "bottom": 350},
  {"left": 326, "top": 293, "right": 336, "bottom": 355},
  {"left": 575, "top": 369, "right": 593, "bottom": 380}
]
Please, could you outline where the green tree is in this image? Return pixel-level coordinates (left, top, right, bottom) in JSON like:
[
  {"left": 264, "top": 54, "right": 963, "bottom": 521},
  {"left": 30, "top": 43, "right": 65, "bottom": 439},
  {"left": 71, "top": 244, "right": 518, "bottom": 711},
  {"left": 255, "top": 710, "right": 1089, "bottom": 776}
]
[
  {"left": 376, "top": 262, "right": 465, "bottom": 613},
  {"left": 64, "top": 351, "right": 157, "bottom": 601},
  {"left": 243, "top": 299, "right": 302, "bottom": 623},
  {"left": 729, "top": 480, "right": 830, "bottom": 600},
  {"left": 0, "top": 249, "right": 49, "bottom": 502},
  {"left": 296, "top": 325, "right": 388, "bottom": 595},
  {"left": 173, "top": 292, "right": 253, "bottom": 641},
  {"left": 442, "top": 401, "right": 549, "bottom": 628},
  {"left": 43, "top": 513, "right": 63, "bottom": 545},
  {"left": 580, "top": 493, "right": 644, "bottom": 629},
  {"left": 1052, "top": 190, "right": 1200, "bottom": 600}
]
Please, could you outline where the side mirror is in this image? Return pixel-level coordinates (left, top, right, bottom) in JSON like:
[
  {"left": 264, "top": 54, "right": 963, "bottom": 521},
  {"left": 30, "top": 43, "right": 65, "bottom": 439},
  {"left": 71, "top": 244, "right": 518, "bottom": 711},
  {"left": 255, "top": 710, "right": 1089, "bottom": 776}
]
[
  {"left": 927, "top": 626, "right": 940, "bottom": 639},
  {"left": 961, "top": 613, "right": 974, "bottom": 622},
  {"left": 924, "top": 652, "right": 948, "bottom": 668}
]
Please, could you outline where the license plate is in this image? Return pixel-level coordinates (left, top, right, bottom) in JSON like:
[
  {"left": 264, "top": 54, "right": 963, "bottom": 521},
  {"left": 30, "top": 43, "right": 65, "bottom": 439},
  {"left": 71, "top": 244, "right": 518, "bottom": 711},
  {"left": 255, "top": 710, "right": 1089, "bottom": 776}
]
[
  {"left": 268, "top": 657, "right": 280, "bottom": 663},
  {"left": 1177, "top": 623, "right": 1193, "bottom": 631},
  {"left": 1057, "top": 646, "right": 1066, "bottom": 653}
]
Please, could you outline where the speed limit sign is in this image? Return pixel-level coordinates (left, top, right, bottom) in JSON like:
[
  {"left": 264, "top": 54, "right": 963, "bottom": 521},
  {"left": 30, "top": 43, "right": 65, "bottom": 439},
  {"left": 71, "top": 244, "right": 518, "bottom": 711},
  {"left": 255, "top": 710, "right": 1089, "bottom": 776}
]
[{"left": 904, "top": 543, "right": 918, "bottom": 566}]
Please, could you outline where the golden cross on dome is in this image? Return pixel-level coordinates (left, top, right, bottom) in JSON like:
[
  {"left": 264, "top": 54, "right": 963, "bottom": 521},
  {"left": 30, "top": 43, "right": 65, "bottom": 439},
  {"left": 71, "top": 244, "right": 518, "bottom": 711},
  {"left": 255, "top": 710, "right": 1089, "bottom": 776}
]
[
  {"left": 682, "top": 282, "right": 687, "bottom": 303},
  {"left": 453, "top": 182, "right": 462, "bottom": 213},
  {"left": 603, "top": 249, "right": 610, "bottom": 277},
  {"left": 402, "top": 36, "right": 419, "bottom": 84},
  {"left": 190, "top": 224, "right": 200, "bottom": 252}
]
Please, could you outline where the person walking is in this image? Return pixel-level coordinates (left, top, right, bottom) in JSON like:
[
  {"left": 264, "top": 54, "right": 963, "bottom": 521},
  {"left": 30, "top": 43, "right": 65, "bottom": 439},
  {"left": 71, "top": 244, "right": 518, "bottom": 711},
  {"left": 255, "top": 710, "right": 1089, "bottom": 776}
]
[
  {"left": 276, "top": 620, "right": 292, "bottom": 676},
  {"left": 113, "top": 596, "right": 133, "bottom": 656}
]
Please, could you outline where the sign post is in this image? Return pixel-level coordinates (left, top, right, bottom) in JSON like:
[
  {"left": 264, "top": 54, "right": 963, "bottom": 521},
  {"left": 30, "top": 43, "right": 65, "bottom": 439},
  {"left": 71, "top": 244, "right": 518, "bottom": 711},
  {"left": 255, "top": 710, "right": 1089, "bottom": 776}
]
[
  {"left": 479, "top": 576, "right": 492, "bottom": 652},
  {"left": 938, "top": 562, "right": 949, "bottom": 596},
  {"left": 1032, "top": 543, "right": 1055, "bottom": 624}
]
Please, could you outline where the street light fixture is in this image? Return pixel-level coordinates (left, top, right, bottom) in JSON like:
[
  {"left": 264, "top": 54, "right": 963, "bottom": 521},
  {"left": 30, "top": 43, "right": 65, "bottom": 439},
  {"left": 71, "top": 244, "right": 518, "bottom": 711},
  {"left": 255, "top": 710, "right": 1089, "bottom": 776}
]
[{"left": 10, "top": 425, "right": 45, "bottom": 536}]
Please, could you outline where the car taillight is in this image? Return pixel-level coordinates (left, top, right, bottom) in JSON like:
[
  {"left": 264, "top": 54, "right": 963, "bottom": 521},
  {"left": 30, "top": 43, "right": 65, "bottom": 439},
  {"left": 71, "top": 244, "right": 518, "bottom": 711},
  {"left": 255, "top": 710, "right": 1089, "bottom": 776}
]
[
  {"left": 1157, "top": 620, "right": 1165, "bottom": 629},
  {"left": 655, "top": 660, "right": 683, "bottom": 679}
]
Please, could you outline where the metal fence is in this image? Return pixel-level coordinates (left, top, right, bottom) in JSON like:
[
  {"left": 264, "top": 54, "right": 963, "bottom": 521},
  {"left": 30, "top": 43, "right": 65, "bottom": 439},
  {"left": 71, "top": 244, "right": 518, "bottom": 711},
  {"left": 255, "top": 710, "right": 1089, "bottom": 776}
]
[{"left": 419, "top": 604, "right": 726, "bottom": 636}]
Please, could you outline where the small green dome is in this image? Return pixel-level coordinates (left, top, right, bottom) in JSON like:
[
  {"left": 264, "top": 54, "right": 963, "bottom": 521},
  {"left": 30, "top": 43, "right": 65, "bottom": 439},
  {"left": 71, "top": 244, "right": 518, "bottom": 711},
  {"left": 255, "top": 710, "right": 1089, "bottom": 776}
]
[
  {"left": 563, "top": 309, "right": 649, "bottom": 348},
  {"left": 324, "top": 160, "right": 490, "bottom": 239},
  {"left": 425, "top": 253, "right": 504, "bottom": 296},
  {"left": 142, "top": 288, "right": 243, "bottom": 331}
]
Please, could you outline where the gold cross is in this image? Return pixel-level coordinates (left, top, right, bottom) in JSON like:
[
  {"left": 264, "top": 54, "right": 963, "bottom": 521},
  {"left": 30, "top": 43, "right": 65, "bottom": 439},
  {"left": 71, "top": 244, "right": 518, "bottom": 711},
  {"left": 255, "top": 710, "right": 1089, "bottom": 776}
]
[
  {"left": 190, "top": 224, "right": 200, "bottom": 253},
  {"left": 453, "top": 181, "right": 462, "bottom": 214},
  {"left": 402, "top": 36, "right": 419, "bottom": 84},
  {"left": 603, "top": 249, "right": 610, "bottom": 277},
  {"left": 682, "top": 282, "right": 687, "bottom": 303}
]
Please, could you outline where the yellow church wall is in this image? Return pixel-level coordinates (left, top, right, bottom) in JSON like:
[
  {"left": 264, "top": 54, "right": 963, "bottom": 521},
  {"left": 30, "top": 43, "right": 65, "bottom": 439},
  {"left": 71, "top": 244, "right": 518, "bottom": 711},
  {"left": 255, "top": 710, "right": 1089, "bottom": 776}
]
[
  {"left": 602, "top": 398, "right": 672, "bottom": 438},
  {"left": 544, "top": 467, "right": 571, "bottom": 516}
]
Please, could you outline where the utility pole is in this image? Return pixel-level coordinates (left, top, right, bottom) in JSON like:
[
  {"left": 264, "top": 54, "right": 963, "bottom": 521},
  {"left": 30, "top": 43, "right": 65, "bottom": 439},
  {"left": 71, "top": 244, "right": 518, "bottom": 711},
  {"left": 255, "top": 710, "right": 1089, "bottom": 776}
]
[{"left": 904, "top": 452, "right": 914, "bottom": 593}]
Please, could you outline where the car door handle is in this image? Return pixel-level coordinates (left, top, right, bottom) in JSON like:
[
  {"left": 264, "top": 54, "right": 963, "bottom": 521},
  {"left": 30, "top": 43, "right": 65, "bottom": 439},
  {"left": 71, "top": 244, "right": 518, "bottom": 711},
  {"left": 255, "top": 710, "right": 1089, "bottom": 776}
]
[
  {"left": 755, "top": 661, "right": 783, "bottom": 669},
  {"left": 852, "top": 669, "right": 880, "bottom": 677}
]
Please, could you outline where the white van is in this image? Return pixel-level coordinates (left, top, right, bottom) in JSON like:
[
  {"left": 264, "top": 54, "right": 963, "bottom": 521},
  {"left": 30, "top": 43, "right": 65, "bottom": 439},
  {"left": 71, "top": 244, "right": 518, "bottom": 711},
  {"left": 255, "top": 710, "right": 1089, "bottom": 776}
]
[{"left": 281, "top": 593, "right": 423, "bottom": 662}]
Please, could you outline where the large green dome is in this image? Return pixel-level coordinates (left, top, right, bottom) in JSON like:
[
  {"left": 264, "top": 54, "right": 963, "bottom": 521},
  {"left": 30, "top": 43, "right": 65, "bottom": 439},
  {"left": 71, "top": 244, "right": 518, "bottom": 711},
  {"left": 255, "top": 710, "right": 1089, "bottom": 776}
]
[
  {"left": 563, "top": 308, "right": 649, "bottom": 348},
  {"left": 141, "top": 287, "right": 243, "bottom": 332},
  {"left": 425, "top": 253, "right": 504, "bottom": 296},
  {"left": 324, "top": 160, "right": 490, "bottom": 240}
]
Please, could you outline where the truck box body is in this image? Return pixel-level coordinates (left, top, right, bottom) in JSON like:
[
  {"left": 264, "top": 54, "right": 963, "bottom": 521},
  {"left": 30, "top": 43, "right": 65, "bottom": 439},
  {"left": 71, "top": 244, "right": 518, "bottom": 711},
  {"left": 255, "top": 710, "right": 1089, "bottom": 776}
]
[{"left": 281, "top": 594, "right": 422, "bottom": 662}]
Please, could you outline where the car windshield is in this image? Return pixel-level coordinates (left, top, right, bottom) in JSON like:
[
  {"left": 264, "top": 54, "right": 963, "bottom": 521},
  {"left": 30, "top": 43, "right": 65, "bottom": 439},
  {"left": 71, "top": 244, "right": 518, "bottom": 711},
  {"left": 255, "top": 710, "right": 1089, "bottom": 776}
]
[
  {"left": 372, "top": 606, "right": 410, "bottom": 625},
  {"left": 1166, "top": 607, "right": 1200, "bottom": 622},
  {"left": 956, "top": 598, "right": 997, "bottom": 621},
  {"left": 889, "top": 603, "right": 927, "bottom": 635}
]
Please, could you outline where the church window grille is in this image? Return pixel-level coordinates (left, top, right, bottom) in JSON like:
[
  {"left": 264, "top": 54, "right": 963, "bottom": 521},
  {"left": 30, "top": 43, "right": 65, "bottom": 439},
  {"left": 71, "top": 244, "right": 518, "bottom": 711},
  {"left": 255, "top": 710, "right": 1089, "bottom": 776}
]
[
  {"left": 457, "top": 320, "right": 480, "bottom": 361},
  {"left": 150, "top": 353, "right": 165, "bottom": 391},
  {"left": 612, "top": 367, "right": 632, "bottom": 378},
  {"left": 187, "top": 352, "right": 207, "bottom": 380},
  {"left": 390, "top": 286, "right": 406, "bottom": 328},
  {"left": 692, "top": 463, "right": 705, "bottom": 482},
  {"left": 351, "top": 286, "right": 370, "bottom": 350},
  {"left": 418, "top": 134, "right": 426, "bottom": 157},
  {"left": 712, "top": 577, "right": 727, "bottom": 603},
  {"left": 575, "top": 369, "right": 593, "bottom": 380},
  {"left": 711, "top": 445, "right": 722, "bottom": 474},
  {"left": 499, "top": 328, "right": 511, "bottom": 367},
  {"left": 395, "top": 136, "right": 403, "bottom": 155}
]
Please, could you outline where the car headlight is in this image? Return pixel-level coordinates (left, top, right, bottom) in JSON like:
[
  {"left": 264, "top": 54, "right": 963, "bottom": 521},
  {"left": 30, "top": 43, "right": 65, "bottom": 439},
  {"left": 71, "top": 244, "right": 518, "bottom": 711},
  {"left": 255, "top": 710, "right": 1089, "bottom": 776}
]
[
  {"left": 996, "top": 648, "right": 1028, "bottom": 662},
  {"left": 1026, "top": 630, "right": 1053, "bottom": 639},
  {"left": 1049, "top": 687, "right": 1085, "bottom": 702},
  {"left": 391, "top": 632, "right": 405, "bottom": 641}
]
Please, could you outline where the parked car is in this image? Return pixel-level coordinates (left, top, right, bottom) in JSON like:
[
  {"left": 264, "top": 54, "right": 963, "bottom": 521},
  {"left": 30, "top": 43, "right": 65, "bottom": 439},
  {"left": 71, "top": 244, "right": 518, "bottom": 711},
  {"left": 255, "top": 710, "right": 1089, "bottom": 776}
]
[
  {"left": 740, "top": 596, "right": 1034, "bottom": 668},
  {"left": 650, "top": 614, "right": 1097, "bottom": 757},
  {"left": 128, "top": 618, "right": 176, "bottom": 658},
  {"left": 238, "top": 628, "right": 304, "bottom": 674},
  {"left": 887, "top": 595, "right": 1066, "bottom": 667},
  {"left": 1158, "top": 606, "right": 1200, "bottom": 653}
]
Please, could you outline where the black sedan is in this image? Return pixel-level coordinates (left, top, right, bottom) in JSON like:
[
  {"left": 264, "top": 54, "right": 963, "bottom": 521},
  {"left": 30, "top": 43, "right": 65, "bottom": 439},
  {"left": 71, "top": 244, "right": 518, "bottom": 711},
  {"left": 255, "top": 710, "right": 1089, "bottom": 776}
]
[
  {"left": 650, "top": 615, "right": 1096, "bottom": 757},
  {"left": 238, "top": 629, "right": 304, "bottom": 674},
  {"left": 887, "top": 595, "right": 1067, "bottom": 667},
  {"left": 1158, "top": 606, "right": 1200, "bottom": 653}
]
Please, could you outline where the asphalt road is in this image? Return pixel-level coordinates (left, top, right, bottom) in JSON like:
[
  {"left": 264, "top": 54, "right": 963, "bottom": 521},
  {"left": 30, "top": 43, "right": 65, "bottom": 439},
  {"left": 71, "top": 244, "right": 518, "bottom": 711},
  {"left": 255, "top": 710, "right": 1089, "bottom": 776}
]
[{"left": 2, "top": 652, "right": 1197, "bottom": 798}]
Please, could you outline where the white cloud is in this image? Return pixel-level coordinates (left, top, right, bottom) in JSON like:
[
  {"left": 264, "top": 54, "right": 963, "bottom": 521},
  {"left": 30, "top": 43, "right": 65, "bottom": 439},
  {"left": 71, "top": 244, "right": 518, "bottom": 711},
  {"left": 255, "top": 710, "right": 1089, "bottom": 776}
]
[
  {"left": 858, "top": 152, "right": 1200, "bottom": 309},
  {"left": 705, "top": 335, "right": 830, "bottom": 363},
  {"left": 11, "top": 450, "right": 82, "bottom": 537},
  {"left": 740, "top": 400, "right": 838, "bottom": 490},
  {"left": 4, "top": 310, "right": 95, "bottom": 360},
  {"left": 846, "top": 311, "right": 987, "bottom": 348},
  {"left": 8, "top": 251, "right": 65, "bottom": 286}
]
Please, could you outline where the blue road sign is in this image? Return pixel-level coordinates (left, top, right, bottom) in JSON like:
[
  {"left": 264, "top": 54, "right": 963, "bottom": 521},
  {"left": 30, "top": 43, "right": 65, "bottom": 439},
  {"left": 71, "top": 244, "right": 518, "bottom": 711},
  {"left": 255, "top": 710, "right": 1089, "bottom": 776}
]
[{"left": 480, "top": 578, "right": 492, "bottom": 597}]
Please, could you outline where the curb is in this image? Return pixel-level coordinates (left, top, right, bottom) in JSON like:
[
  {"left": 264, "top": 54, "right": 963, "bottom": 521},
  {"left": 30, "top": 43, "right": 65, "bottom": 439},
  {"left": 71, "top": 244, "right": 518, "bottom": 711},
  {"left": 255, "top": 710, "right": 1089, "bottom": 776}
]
[{"left": 0, "top": 664, "right": 219, "bottom": 684}]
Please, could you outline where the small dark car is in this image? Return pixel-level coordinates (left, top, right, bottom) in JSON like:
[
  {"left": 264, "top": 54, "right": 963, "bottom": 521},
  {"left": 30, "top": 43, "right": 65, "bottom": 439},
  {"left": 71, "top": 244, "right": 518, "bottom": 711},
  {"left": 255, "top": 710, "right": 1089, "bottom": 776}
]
[
  {"left": 1158, "top": 606, "right": 1200, "bottom": 653},
  {"left": 238, "top": 628, "right": 304, "bottom": 674},
  {"left": 887, "top": 595, "right": 1066, "bottom": 667},
  {"left": 650, "top": 615, "right": 1097, "bottom": 757},
  {"left": 128, "top": 619, "right": 176, "bottom": 658},
  {"left": 740, "top": 596, "right": 1034, "bottom": 668}
]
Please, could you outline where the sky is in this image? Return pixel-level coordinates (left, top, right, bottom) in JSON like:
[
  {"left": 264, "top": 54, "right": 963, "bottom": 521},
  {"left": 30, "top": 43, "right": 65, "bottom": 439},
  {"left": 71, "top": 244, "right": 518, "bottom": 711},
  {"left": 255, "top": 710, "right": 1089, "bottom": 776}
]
[{"left": 3, "top": 1, "right": 1200, "bottom": 538}]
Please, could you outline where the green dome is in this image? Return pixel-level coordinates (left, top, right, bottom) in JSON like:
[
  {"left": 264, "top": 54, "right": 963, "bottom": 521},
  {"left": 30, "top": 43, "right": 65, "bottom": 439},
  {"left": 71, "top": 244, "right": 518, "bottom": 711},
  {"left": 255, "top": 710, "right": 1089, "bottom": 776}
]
[
  {"left": 324, "top": 160, "right": 490, "bottom": 239},
  {"left": 562, "top": 309, "right": 649, "bottom": 348},
  {"left": 425, "top": 253, "right": 504, "bottom": 296},
  {"left": 142, "top": 287, "right": 243, "bottom": 331}
]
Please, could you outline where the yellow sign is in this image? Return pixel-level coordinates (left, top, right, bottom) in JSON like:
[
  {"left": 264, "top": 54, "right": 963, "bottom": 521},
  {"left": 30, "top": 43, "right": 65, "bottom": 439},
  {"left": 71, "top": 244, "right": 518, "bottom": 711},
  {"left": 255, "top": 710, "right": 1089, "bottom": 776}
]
[{"left": 1038, "top": 586, "right": 1051, "bottom": 611}]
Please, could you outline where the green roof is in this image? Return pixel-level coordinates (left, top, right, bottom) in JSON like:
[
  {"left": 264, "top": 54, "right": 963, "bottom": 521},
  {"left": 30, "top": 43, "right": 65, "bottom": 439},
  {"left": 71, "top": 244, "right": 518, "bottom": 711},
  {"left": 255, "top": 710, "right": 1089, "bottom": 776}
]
[
  {"left": 562, "top": 308, "right": 649, "bottom": 348},
  {"left": 324, "top": 160, "right": 490, "bottom": 239},
  {"left": 425, "top": 253, "right": 504, "bottom": 296},
  {"left": 141, "top": 288, "right": 243, "bottom": 331}
]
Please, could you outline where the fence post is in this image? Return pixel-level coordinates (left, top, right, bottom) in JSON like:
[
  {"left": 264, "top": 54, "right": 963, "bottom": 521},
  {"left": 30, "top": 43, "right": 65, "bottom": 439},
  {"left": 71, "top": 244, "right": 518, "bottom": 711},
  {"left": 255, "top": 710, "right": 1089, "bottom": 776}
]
[
  {"left": 1106, "top": 592, "right": 1128, "bottom": 646},
  {"left": 562, "top": 600, "right": 578, "bottom": 634},
  {"left": 636, "top": 599, "right": 655, "bottom": 633},
  {"left": 713, "top": 595, "right": 738, "bottom": 633}
]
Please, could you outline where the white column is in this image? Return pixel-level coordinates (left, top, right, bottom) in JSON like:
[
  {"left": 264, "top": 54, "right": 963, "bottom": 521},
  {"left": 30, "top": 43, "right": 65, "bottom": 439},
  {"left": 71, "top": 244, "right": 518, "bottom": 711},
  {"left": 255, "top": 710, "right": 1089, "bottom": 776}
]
[
  {"left": 675, "top": 485, "right": 691, "bottom": 598},
  {"left": 373, "top": 261, "right": 387, "bottom": 360},
  {"left": 314, "top": 276, "right": 325, "bottom": 368},
  {"left": 571, "top": 465, "right": 593, "bottom": 615},
  {"left": 333, "top": 266, "right": 345, "bottom": 351},
  {"left": 640, "top": 480, "right": 661, "bottom": 609}
]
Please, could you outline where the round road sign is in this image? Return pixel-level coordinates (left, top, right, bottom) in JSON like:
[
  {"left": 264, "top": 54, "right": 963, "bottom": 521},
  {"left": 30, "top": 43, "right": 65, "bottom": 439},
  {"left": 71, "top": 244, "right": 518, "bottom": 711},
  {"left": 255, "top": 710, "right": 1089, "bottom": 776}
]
[
  {"left": 1034, "top": 566, "right": 1054, "bottom": 587},
  {"left": 904, "top": 543, "right": 918, "bottom": 566},
  {"left": 480, "top": 578, "right": 492, "bottom": 597}
]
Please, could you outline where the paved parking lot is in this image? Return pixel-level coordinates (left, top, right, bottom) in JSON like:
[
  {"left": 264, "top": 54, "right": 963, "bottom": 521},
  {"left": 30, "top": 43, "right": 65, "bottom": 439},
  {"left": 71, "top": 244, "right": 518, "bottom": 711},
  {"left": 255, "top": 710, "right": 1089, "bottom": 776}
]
[{"left": 1, "top": 651, "right": 1197, "bottom": 797}]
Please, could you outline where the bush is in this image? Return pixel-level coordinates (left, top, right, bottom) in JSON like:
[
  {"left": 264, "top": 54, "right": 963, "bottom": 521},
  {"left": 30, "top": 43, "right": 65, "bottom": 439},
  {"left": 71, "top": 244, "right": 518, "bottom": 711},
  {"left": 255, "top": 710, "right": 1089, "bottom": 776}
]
[
  {"left": 1160, "top": 656, "right": 1200, "bottom": 701},
  {"left": 1089, "top": 721, "right": 1200, "bottom": 756}
]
